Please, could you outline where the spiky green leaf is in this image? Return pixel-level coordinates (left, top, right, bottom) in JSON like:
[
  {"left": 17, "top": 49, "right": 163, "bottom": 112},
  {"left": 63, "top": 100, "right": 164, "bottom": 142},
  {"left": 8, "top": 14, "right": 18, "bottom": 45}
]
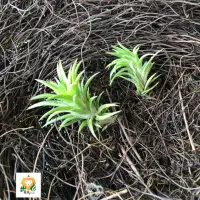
[
  {"left": 107, "top": 42, "right": 160, "bottom": 96},
  {"left": 28, "top": 60, "right": 120, "bottom": 137}
]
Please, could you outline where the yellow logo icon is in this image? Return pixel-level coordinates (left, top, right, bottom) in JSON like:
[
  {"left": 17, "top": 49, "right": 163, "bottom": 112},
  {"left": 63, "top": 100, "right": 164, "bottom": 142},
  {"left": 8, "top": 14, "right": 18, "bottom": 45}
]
[
  {"left": 16, "top": 172, "right": 41, "bottom": 198},
  {"left": 21, "top": 176, "right": 36, "bottom": 191}
]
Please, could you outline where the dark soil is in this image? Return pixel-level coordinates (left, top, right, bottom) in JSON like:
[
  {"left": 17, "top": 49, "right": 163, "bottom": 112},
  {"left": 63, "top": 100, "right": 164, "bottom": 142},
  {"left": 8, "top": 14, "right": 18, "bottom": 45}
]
[{"left": 1, "top": 0, "right": 200, "bottom": 199}]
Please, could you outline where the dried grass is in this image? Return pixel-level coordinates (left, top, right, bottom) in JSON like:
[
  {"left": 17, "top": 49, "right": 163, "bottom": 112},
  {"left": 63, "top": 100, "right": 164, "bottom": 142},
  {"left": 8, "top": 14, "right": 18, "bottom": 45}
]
[{"left": 1, "top": 0, "right": 200, "bottom": 199}]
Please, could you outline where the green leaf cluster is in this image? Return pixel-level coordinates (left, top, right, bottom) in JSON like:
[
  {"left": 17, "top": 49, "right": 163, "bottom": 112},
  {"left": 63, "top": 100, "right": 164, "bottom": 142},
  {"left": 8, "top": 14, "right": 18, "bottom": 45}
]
[
  {"left": 28, "top": 60, "right": 120, "bottom": 138},
  {"left": 106, "top": 42, "right": 159, "bottom": 96},
  {"left": 30, "top": 184, "right": 36, "bottom": 191},
  {"left": 20, "top": 185, "right": 26, "bottom": 192}
]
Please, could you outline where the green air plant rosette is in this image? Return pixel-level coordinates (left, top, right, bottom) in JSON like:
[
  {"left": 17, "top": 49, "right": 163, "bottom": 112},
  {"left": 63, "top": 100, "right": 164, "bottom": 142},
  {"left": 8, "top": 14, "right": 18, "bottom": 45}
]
[
  {"left": 106, "top": 42, "right": 161, "bottom": 96},
  {"left": 28, "top": 60, "right": 121, "bottom": 139}
]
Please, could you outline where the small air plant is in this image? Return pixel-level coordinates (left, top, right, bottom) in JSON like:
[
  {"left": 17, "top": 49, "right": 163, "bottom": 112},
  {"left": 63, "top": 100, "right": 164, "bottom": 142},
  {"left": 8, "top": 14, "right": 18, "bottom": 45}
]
[
  {"left": 106, "top": 42, "right": 160, "bottom": 96},
  {"left": 28, "top": 60, "right": 120, "bottom": 139}
]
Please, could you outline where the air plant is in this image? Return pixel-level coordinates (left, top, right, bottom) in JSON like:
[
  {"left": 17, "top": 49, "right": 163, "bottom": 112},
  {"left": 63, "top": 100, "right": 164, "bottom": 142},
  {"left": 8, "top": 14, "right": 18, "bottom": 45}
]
[
  {"left": 28, "top": 60, "right": 120, "bottom": 139},
  {"left": 106, "top": 42, "right": 160, "bottom": 96}
]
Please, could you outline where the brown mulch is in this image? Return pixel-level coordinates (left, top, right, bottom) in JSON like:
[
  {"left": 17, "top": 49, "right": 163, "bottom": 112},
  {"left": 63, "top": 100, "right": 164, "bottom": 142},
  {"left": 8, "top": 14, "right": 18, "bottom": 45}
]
[{"left": 1, "top": 0, "right": 200, "bottom": 199}]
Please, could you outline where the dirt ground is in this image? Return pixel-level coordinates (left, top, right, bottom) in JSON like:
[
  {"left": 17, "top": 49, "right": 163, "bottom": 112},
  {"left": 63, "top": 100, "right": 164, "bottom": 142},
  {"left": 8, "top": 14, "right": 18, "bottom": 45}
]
[{"left": 1, "top": 0, "right": 200, "bottom": 199}]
